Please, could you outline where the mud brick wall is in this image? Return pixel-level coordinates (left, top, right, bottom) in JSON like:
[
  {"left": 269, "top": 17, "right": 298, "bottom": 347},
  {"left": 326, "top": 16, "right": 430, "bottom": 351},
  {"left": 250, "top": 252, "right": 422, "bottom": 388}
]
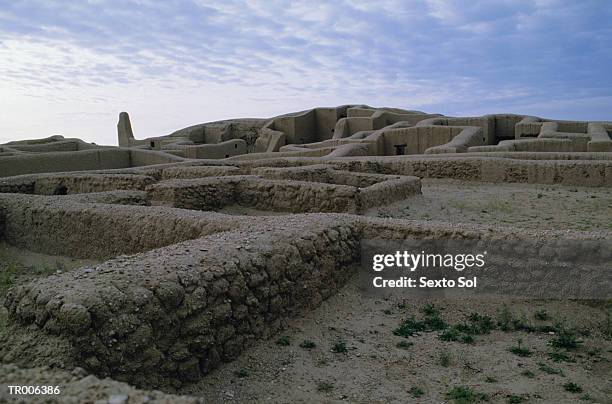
[
  {"left": 160, "top": 165, "right": 241, "bottom": 180},
  {"left": 148, "top": 177, "right": 243, "bottom": 210},
  {"left": 148, "top": 176, "right": 361, "bottom": 213},
  {"left": 149, "top": 171, "right": 421, "bottom": 214},
  {"left": 32, "top": 174, "right": 156, "bottom": 195},
  {"left": 328, "top": 156, "right": 612, "bottom": 187},
  {"left": 0, "top": 194, "right": 235, "bottom": 259},
  {"left": 235, "top": 177, "right": 360, "bottom": 213},
  {"left": 4, "top": 218, "right": 360, "bottom": 388}
]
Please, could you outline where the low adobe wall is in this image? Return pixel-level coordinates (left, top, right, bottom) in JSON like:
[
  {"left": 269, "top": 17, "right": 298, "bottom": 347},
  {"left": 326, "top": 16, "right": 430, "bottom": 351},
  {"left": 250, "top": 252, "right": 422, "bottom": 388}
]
[
  {"left": 0, "top": 173, "right": 155, "bottom": 195},
  {"left": 3, "top": 212, "right": 360, "bottom": 388},
  {"left": 0, "top": 149, "right": 131, "bottom": 177},
  {"left": 148, "top": 170, "right": 421, "bottom": 214},
  {"left": 3, "top": 203, "right": 609, "bottom": 389},
  {"left": 324, "top": 156, "right": 612, "bottom": 187},
  {"left": 0, "top": 194, "right": 235, "bottom": 259}
]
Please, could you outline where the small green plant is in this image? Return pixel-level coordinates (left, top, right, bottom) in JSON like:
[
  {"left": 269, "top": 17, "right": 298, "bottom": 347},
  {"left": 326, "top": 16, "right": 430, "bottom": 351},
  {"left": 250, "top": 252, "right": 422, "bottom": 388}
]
[
  {"left": 534, "top": 309, "right": 550, "bottom": 321},
  {"left": 509, "top": 339, "right": 532, "bottom": 357},
  {"left": 563, "top": 382, "right": 583, "bottom": 393},
  {"left": 331, "top": 340, "right": 348, "bottom": 353},
  {"left": 234, "top": 368, "right": 249, "bottom": 378},
  {"left": 507, "top": 394, "right": 526, "bottom": 403},
  {"left": 461, "top": 334, "right": 475, "bottom": 344},
  {"left": 463, "top": 313, "right": 495, "bottom": 334},
  {"left": 316, "top": 380, "right": 334, "bottom": 393},
  {"left": 446, "top": 386, "right": 489, "bottom": 403},
  {"left": 579, "top": 393, "right": 593, "bottom": 401},
  {"left": 299, "top": 340, "right": 316, "bottom": 349},
  {"left": 421, "top": 303, "right": 441, "bottom": 317},
  {"left": 550, "top": 328, "right": 582, "bottom": 350},
  {"left": 439, "top": 326, "right": 475, "bottom": 344},
  {"left": 548, "top": 350, "right": 575, "bottom": 363},
  {"left": 383, "top": 309, "right": 393, "bottom": 315},
  {"left": 512, "top": 314, "right": 535, "bottom": 332},
  {"left": 498, "top": 305, "right": 513, "bottom": 331},
  {"left": 393, "top": 316, "right": 427, "bottom": 337},
  {"left": 409, "top": 386, "right": 424, "bottom": 398},
  {"left": 485, "top": 376, "right": 498, "bottom": 383},
  {"left": 538, "top": 362, "right": 563, "bottom": 375},
  {"left": 276, "top": 335, "right": 291, "bottom": 346},
  {"left": 396, "top": 340, "right": 413, "bottom": 349},
  {"left": 439, "top": 350, "right": 452, "bottom": 367},
  {"left": 521, "top": 370, "right": 535, "bottom": 378},
  {"left": 439, "top": 327, "right": 461, "bottom": 342}
]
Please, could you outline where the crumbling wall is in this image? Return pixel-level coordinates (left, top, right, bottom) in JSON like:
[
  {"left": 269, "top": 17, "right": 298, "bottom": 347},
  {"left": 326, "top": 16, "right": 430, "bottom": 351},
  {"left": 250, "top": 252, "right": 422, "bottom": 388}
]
[
  {"left": 0, "top": 194, "right": 235, "bottom": 259},
  {"left": 149, "top": 170, "right": 421, "bottom": 214},
  {"left": 4, "top": 218, "right": 360, "bottom": 388}
]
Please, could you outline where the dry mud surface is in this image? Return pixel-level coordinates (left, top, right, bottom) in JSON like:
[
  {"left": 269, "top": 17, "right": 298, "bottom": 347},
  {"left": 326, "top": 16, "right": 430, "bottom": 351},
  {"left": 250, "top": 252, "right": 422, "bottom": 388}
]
[
  {"left": 190, "top": 277, "right": 612, "bottom": 403},
  {"left": 371, "top": 179, "right": 612, "bottom": 232}
]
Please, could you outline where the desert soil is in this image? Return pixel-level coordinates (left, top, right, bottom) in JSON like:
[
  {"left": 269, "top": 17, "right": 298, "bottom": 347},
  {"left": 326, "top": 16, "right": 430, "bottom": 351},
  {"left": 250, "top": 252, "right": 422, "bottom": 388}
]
[
  {"left": 370, "top": 179, "right": 612, "bottom": 232},
  {"left": 187, "top": 276, "right": 611, "bottom": 403}
]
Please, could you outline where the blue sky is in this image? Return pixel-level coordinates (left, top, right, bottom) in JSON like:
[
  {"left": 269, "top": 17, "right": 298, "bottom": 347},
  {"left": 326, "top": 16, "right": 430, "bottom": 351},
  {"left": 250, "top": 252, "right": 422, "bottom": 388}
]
[{"left": 1, "top": 0, "right": 611, "bottom": 145}]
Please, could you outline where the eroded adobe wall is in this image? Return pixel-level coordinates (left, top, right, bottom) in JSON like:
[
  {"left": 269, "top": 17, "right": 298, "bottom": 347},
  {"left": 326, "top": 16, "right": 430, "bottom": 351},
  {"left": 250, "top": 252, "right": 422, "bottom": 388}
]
[
  {"left": 148, "top": 176, "right": 361, "bottom": 213},
  {"left": 0, "top": 194, "right": 235, "bottom": 259},
  {"left": 234, "top": 155, "right": 612, "bottom": 187},
  {"left": 3, "top": 216, "right": 360, "bottom": 388},
  {"left": 0, "top": 149, "right": 132, "bottom": 177}
]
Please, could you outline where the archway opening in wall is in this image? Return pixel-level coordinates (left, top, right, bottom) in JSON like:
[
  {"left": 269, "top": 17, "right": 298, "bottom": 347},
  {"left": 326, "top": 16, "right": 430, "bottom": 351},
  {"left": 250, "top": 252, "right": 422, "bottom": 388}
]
[{"left": 393, "top": 144, "right": 407, "bottom": 155}]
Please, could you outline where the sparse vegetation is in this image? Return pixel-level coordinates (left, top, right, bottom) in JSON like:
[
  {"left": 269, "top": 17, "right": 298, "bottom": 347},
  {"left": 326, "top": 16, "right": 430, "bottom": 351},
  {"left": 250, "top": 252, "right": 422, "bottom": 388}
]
[
  {"left": 521, "top": 370, "right": 535, "bottom": 378},
  {"left": 548, "top": 350, "right": 575, "bottom": 363},
  {"left": 299, "top": 340, "right": 316, "bottom": 349},
  {"left": 316, "top": 380, "right": 334, "bottom": 393},
  {"left": 538, "top": 362, "right": 563, "bottom": 375},
  {"left": 446, "top": 386, "right": 489, "bottom": 403},
  {"left": 534, "top": 309, "right": 550, "bottom": 321},
  {"left": 563, "top": 382, "right": 583, "bottom": 393},
  {"left": 507, "top": 394, "right": 526, "bottom": 403},
  {"left": 409, "top": 386, "right": 424, "bottom": 398},
  {"left": 396, "top": 340, "right": 413, "bottom": 349},
  {"left": 275, "top": 335, "right": 291, "bottom": 346},
  {"left": 509, "top": 339, "right": 533, "bottom": 357},
  {"left": 234, "top": 368, "right": 249, "bottom": 378},
  {"left": 550, "top": 327, "right": 582, "bottom": 350},
  {"left": 331, "top": 340, "right": 348, "bottom": 353},
  {"left": 439, "top": 350, "right": 452, "bottom": 367}
]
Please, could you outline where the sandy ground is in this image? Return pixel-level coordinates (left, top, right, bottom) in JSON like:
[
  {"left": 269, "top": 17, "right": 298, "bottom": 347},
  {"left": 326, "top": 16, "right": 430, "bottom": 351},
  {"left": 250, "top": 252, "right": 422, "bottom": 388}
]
[
  {"left": 1, "top": 180, "right": 610, "bottom": 403},
  {"left": 369, "top": 179, "right": 612, "bottom": 232},
  {"left": 188, "top": 277, "right": 611, "bottom": 403}
]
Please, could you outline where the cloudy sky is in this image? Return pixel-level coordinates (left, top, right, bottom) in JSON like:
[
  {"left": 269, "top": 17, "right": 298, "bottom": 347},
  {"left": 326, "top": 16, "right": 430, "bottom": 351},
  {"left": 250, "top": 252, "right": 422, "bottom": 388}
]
[{"left": 1, "top": 0, "right": 611, "bottom": 145}]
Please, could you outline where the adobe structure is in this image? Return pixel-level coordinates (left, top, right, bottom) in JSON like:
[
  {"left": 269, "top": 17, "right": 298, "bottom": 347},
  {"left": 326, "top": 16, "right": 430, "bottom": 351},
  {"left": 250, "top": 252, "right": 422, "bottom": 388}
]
[{"left": 0, "top": 106, "right": 610, "bottom": 402}]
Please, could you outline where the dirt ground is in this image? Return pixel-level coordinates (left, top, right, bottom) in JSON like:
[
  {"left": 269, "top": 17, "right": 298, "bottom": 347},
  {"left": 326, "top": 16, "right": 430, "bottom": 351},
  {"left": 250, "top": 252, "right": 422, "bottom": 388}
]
[
  {"left": 369, "top": 179, "right": 612, "bottom": 232},
  {"left": 187, "top": 180, "right": 612, "bottom": 403},
  {"left": 189, "top": 277, "right": 612, "bottom": 403},
  {"left": 1, "top": 180, "right": 611, "bottom": 403}
]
